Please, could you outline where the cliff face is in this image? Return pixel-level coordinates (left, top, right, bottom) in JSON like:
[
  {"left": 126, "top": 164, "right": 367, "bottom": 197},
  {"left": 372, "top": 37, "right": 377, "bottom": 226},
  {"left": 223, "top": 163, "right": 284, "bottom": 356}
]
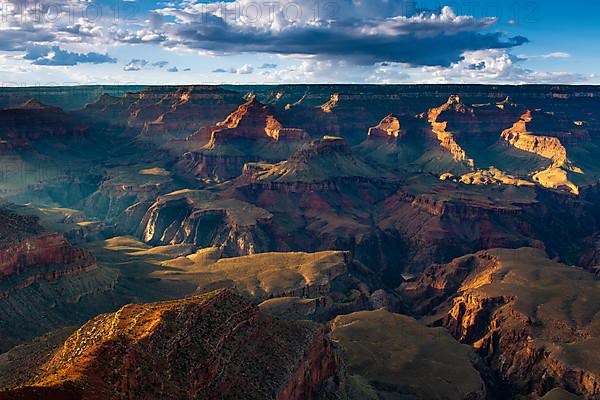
[
  {"left": 178, "top": 97, "right": 308, "bottom": 181},
  {"left": 0, "top": 209, "right": 96, "bottom": 284},
  {"left": 425, "top": 95, "right": 475, "bottom": 167},
  {"left": 0, "top": 208, "right": 104, "bottom": 352},
  {"left": 205, "top": 97, "right": 307, "bottom": 146},
  {"left": 500, "top": 111, "right": 569, "bottom": 167},
  {"left": 500, "top": 110, "right": 582, "bottom": 194},
  {"left": 319, "top": 93, "right": 339, "bottom": 113},
  {"left": 243, "top": 136, "right": 382, "bottom": 183},
  {"left": 367, "top": 114, "right": 402, "bottom": 139},
  {"left": 0, "top": 233, "right": 96, "bottom": 283},
  {"left": 82, "top": 166, "right": 177, "bottom": 232},
  {"left": 402, "top": 248, "right": 600, "bottom": 398},
  {"left": 138, "top": 86, "right": 245, "bottom": 141},
  {"left": 137, "top": 191, "right": 273, "bottom": 256},
  {"left": 6, "top": 289, "right": 340, "bottom": 400},
  {"left": 378, "top": 188, "right": 539, "bottom": 272},
  {"left": 82, "top": 86, "right": 243, "bottom": 136},
  {"left": 0, "top": 99, "right": 88, "bottom": 147}
]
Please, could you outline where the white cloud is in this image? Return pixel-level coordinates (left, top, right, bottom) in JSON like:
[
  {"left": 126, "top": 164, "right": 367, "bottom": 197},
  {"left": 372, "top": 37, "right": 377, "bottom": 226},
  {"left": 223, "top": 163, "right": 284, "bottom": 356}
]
[
  {"left": 124, "top": 59, "right": 149, "bottom": 71},
  {"left": 414, "top": 49, "right": 589, "bottom": 84},
  {"left": 542, "top": 52, "right": 571, "bottom": 59},
  {"left": 236, "top": 64, "right": 254, "bottom": 74}
]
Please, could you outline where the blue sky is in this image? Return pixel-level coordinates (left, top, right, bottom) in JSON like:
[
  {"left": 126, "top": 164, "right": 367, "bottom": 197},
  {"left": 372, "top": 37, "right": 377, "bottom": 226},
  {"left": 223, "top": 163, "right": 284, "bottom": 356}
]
[{"left": 0, "top": 0, "right": 598, "bottom": 85}]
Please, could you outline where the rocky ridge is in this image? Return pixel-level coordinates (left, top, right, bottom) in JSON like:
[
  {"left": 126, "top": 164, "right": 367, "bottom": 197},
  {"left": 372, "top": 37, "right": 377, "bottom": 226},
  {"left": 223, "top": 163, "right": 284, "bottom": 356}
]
[
  {"left": 425, "top": 95, "right": 475, "bottom": 167},
  {"left": 0, "top": 289, "right": 340, "bottom": 400},
  {"left": 402, "top": 248, "right": 600, "bottom": 399}
]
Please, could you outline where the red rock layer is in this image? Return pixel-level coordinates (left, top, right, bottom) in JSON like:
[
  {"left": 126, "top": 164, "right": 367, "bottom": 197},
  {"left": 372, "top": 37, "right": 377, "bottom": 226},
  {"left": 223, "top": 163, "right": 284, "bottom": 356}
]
[
  {"left": 368, "top": 114, "right": 403, "bottom": 139},
  {"left": 0, "top": 233, "right": 93, "bottom": 278},
  {"left": 204, "top": 97, "right": 307, "bottom": 149},
  {"left": 4, "top": 289, "right": 340, "bottom": 400},
  {"left": 0, "top": 99, "right": 87, "bottom": 147},
  {"left": 425, "top": 95, "right": 474, "bottom": 166}
]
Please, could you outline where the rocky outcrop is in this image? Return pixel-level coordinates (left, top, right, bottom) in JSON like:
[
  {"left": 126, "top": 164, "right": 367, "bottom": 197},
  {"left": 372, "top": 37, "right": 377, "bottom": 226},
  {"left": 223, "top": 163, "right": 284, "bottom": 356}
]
[
  {"left": 243, "top": 136, "right": 382, "bottom": 183},
  {"left": 3, "top": 289, "right": 340, "bottom": 400},
  {"left": 205, "top": 97, "right": 307, "bottom": 147},
  {"left": 378, "top": 189, "right": 539, "bottom": 272},
  {"left": 500, "top": 110, "right": 582, "bottom": 194},
  {"left": 0, "top": 209, "right": 96, "bottom": 285},
  {"left": 401, "top": 252, "right": 502, "bottom": 314},
  {"left": 0, "top": 99, "right": 88, "bottom": 147},
  {"left": 82, "top": 167, "right": 176, "bottom": 231},
  {"left": 403, "top": 248, "right": 600, "bottom": 399},
  {"left": 0, "top": 233, "right": 95, "bottom": 284},
  {"left": 319, "top": 93, "right": 339, "bottom": 113},
  {"left": 0, "top": 208, "right": 105, "bottom": 352},
  {"left": 425, "top": 95, "right": 475, "bottom": 167},
  {"left": 500, "top": 111, "right": 569, "bottom": 167},
  {"left": 82, "top": 86, "right": 244, "bottom": 136},
  {"left": 138, "top": 86, "right": 245, "bottom": 141},
  {"left": 177, "top": 97, "right": 308, "bottom": 181},
  {"left": 137, "top": 190, "right": 273, "bottom": 256},
  {"left": 441, "top": 167, "right": 535, "bottom": 187},
  {"left": 367, "top": 114, "right": 403, "bottom": 139}
]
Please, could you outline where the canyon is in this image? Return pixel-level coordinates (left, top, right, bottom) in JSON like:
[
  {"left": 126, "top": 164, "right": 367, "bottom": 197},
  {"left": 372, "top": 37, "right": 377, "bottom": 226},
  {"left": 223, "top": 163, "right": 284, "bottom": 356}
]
[{"left": 0, "top": 84, "right": 600, "bottom": 399}]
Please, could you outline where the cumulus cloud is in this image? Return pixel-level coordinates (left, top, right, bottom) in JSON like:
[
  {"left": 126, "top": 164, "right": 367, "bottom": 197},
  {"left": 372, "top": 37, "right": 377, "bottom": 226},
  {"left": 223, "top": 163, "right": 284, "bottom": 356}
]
[
  {"left": 144, "top": 3, "right": 527, "bottom": 67},
  {"left": 367, "top": 63, "right": 411, "bottom": 83},
  {"left": 260, "top": 59, "right": 374, "bottom": 83},
  {"left": 124, "top": 59, "right": 149, "bottom": 71},
  {"left": 236, "top": 64, "right": 254, "bottom": 74},
  {"left": 212, "top": 64, "right": 254, "bottom": 74},
  {"left": 124, "top": 59, "right": 176, "bottom": 71},
  {"left": 417, "top": 49, "right": 590, "bottom": 84},
  {"left": 24, "top": 46, "right": 116, "bottom": 66}
]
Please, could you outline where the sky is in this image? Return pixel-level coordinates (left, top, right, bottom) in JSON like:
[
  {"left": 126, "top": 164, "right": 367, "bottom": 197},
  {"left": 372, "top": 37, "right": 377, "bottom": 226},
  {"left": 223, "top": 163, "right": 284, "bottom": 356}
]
[{"left": 0, "top": 0, "right": 599, "bottom": 85}]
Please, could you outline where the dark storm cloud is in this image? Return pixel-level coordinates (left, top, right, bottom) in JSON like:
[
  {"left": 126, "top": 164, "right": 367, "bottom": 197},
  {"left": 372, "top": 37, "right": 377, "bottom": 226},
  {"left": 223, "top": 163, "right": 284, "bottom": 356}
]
[
  {"left": 0, "top": 29, "right": 55, "bottom": 52},
  {"left": 170, "top": 23, "right": 527, "bottom": 66},
  {"left": 153, "top": 5, "right": 528, "bottom": 67}
]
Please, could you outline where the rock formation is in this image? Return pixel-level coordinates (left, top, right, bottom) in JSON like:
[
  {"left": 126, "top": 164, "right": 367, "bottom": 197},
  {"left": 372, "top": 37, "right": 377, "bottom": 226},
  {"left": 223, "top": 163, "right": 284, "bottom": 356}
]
[
  {"left": 242, "top": 136, "right": 381, "bottom": 183},
  {"left": 0, "top": 289, "right": 340, "bottom": 400},
  {"left": 425, "top": 95, "right": 475, "bottom": 167},
  {"left": 320, "top": 93, "right": 339, "bottom": 113},
  {"left": 0, "top": 208, "right": 100, "bottom": 351},
  {"left": 402, "top": 248, "right": 600, "bottom": 398},
  {"left": 500, "top": 110, "right": 583, "bottom": 194},
  {"left": 367, "top": 114, "right": 402, "bottom": 139},
  {"left": 441, "top": 167, "right": 535, "bottom": 187},
  {"left": 177, "top": 97, "right": 308, "bottom": 181},
  {"left": 330, "top": 309, "right": 486, "bottom": 400},
  {"left": 0, "top": 99, "right": 88, "bottom": 147},
  {"left": 137, "top": 189, "right": 273, "bottom": 256}
]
